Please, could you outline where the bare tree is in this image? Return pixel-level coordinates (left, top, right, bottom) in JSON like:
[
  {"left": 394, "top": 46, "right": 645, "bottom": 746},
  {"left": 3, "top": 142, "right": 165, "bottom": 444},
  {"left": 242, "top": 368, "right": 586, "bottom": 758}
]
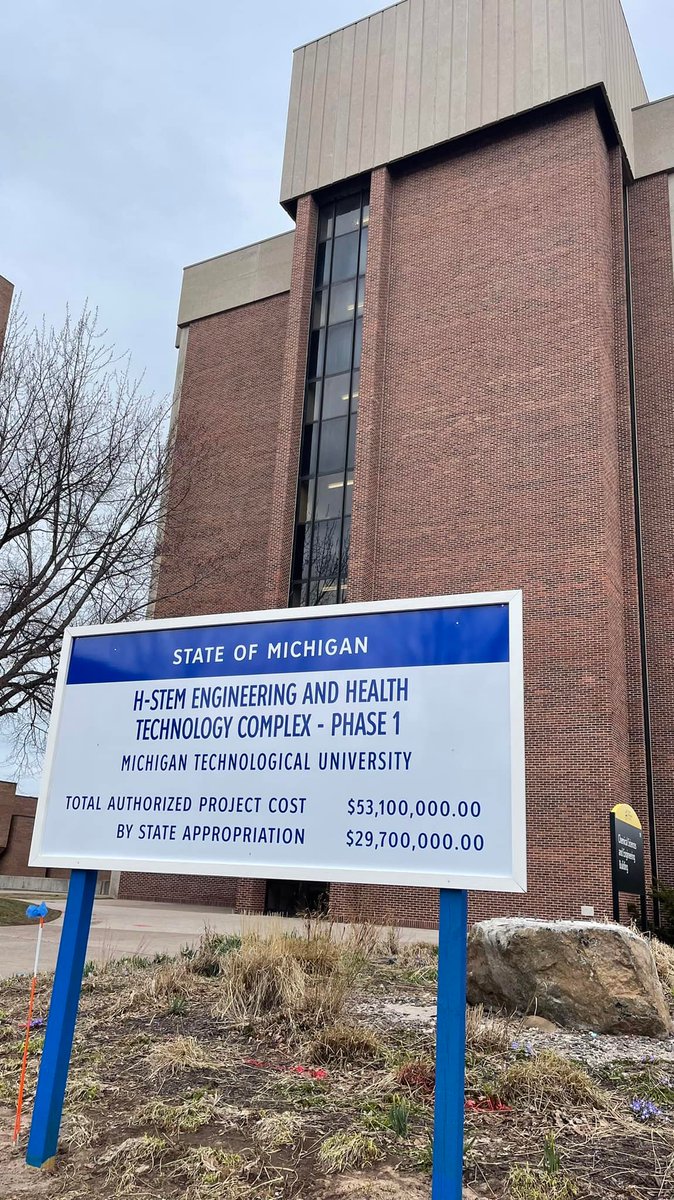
[
  {"left": 306, "top": 516, "right": 348, "bottom": 605},
  {"left": 0, "top": 303, "right": 202, "bottom": 755}
]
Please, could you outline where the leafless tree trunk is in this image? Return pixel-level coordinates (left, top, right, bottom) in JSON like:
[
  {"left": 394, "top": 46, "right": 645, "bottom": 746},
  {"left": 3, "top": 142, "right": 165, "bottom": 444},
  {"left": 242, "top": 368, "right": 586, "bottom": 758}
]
[{"left": 0, "top": 303, "right": 207, "bottom": 757}]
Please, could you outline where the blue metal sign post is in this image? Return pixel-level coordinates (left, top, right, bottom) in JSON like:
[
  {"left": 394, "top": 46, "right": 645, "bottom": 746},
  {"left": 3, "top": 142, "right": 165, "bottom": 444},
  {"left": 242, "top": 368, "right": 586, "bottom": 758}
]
[
  {"left": 432, "top": 888, "right": 469, "bottom": 1200},
  {"left": 26, "top": 869, "right": 97, "bottom": 1168}
]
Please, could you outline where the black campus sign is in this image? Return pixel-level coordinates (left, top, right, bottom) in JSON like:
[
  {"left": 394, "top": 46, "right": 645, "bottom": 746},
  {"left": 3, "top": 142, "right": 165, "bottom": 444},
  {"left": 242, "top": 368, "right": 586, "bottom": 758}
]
[{"left": 610, "top": 804, "right": 646, "bottom": 926}]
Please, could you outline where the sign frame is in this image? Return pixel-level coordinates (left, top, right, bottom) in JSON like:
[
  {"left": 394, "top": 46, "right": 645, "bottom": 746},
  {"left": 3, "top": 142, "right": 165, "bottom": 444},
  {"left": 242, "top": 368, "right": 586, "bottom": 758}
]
[{"left": 30, "top": 590, "right": 526, "bottom": 894}]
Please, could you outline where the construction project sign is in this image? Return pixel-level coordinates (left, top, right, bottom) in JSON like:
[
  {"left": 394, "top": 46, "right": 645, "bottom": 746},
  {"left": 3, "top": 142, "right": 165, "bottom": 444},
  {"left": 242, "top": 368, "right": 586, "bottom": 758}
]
[{"left": 30, "top": 592, "right": 526, "bottom": 892}]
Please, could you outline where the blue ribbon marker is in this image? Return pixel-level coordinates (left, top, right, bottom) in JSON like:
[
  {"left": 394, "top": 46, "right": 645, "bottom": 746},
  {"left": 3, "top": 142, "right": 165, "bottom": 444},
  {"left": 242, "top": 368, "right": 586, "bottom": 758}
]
[{"left": 26, "top": 903, "right": 49, "bottom": 919}]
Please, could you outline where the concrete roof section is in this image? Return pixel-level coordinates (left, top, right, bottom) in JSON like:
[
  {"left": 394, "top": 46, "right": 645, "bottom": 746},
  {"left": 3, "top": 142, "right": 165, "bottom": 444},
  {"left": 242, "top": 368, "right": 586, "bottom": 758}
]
[
  {"left": 177, "top": 230, "right": 294, "bottom": 329},
  {"left": 632, "top": 96, "right": 674, "bottom": 179},
  {"left": 280, "top": 0, "right": 648, "bottom": 204}
]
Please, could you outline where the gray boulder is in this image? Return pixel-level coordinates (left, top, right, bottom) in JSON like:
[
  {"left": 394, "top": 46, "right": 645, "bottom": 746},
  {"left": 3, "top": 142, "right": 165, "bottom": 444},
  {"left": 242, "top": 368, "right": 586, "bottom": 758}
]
[{"left": 467, "top": 917, "right": 672, "bottom": 1038}]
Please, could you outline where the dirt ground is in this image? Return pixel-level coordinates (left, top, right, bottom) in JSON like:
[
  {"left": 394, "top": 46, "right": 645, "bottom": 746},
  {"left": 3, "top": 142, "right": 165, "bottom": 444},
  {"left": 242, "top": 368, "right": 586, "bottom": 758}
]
[{"left": 1, "top": 926, "right": 673, "bottom": 1200}]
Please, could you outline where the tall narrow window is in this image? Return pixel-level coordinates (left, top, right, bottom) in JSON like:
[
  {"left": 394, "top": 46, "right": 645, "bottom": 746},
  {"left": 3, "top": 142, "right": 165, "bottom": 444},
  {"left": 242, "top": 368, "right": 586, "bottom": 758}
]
[{"left": 289, "top": 190, "right": 369, "bottom": 607}]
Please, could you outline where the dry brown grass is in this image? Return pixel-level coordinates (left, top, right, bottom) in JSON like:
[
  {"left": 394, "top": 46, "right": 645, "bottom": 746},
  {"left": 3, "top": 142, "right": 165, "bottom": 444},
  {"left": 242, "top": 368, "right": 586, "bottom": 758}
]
[
  {"left": 253, "top": 1111, "right": 303, "bottom": 1151},
  {"left": 309, "top": 1022, "right": 384, "bottom": 1066},
  {"left": 499, "top": 1051, "right": 607, "bottom": 1114},
  {"left": 111, "top": 958, "right": 195, "bottom": 1017},
  {"left": 146, "top": 1035, "right": 210, "bottom": 1079},
  {"left": 465, "top": 1003, "right": 517, "bottom": 1054},
  {"left": 650, "top": 937, "right": 674, "bottom": 995},
  {"left": 317, "top": 1130, "right": 385, "bottom": 1173},
  {"left": 214, "top": 928, "right": 360, "bottom": 1030},
  {"left": 136, "top": 1091, "right": 221, "bottom": 1134},
  {"left": 96, "top": 1134, "right": 170, "bottom": 1194}
]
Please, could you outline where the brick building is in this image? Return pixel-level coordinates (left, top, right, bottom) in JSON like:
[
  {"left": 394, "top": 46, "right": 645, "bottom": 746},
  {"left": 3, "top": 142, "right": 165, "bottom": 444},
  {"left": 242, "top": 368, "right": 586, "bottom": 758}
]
[
  {"left": 118, "top": 0, "right": 674, "bottom": 927},
  {"left": 0, "top": 275, "right": 14, "bottom": 348}
]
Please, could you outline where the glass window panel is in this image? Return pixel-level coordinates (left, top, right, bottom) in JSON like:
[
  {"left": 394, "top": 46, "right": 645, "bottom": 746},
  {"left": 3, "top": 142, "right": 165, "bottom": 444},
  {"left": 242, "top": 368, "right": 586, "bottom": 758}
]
[
  {"left": 296, "top": 478, "right": 315, "bottom": 524},
  {"left": 317, "top": 417, "right": 348, "bottom": 476},
  {"left": 341, "top": 515, "right": 351, "bottom": 563},
  {"left": 291, "top": 190, "right": 369, "bottom": 611},
  {"left": 315, "top": 241, "right": 332, "bottom": 287},
  {"left": 311, "top": 289, "right": 328, "bottom": 330},
  {"left": 318, "top": 206, "right": 334, "bottom": 242},
  {"left": 290, "top": 579, "right": 308, "bottom": 607},
  {"left": 307, "top": 328, "right": 325, "bottom": 378},
  {"left": 350, "top": 369, "right": 360, "bottom": 410},
  {"left": 310, "top": 518, "right": 341, "bottom": 581},
  {"left": 292, "top": 523, "right": 311, "bottom": 580},
  {"left": 334, "top": 196, "right": 362, "bottom": 236},
  {"left": 300, "top": 422, "right": 319, "bottom": 477},
  {"left": 314, "top": 473, "right": 347, "bottom": 521},
  {"left": 331, "top": 231, "right": 360, "bottom": 282},
  {"left": 347, "top": 416, "right": 357, "bottom": 469},
  {"left": 322, "top": 373, "right": 352, "bottom": 420},
  {"left": 309, "top": 579, "right": 339, "bottom": 606},
  {"left": 344, "top": 473, "right": 354, "bottom": 516},
  {"left": 353, "top": 317, "right": 363, "bottom": 370},
  {"left": 325, "top": 321, "right": 353, "bottom": 376},
  {"left": 358, "top": 226, "right": 369, "bottom": 275},
  {"left": 328, "top": 279, "right": 357, "bottom": 325},
  {"left": 305, "top": 380, "right": 322, "bottom": 423},
  {"left": 339, "top": 581, "right": 348, "bottom": 603}
]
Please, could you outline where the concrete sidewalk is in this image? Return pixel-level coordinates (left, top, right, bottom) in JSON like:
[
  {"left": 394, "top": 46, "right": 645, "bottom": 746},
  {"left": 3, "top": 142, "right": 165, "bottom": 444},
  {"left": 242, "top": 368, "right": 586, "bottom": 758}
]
[{"left": 0, "top": 897, "right": 438, "bottom": 978}]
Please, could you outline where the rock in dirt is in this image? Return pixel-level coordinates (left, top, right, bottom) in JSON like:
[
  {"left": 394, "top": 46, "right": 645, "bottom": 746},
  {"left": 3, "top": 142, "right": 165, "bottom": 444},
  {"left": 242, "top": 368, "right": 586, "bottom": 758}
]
[
  {"left": 467, "top": 918, "right": 672, "bottom": 1038},
  {"left": 522, "top": 1015, "right": 560, "bottom": 1033}
]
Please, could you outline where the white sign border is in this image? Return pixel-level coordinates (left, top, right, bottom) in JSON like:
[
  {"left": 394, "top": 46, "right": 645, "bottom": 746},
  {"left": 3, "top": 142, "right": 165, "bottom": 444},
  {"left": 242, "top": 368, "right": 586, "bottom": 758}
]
[{"left": 30, "top": 591, "right": 526, "bottom": 893}]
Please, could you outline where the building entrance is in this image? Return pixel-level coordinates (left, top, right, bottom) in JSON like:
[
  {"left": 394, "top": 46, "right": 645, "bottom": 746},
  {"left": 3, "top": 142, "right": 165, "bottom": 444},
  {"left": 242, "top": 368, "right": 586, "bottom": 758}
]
[{"left": 264, "top": 879, "right": 329, "bottom": 917}]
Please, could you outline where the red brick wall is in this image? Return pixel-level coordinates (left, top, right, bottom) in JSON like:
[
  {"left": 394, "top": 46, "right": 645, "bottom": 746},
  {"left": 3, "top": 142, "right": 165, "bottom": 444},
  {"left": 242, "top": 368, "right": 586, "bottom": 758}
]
[
  {"left": 629, "top": 173, "right": 674, "bottom": 889},
  {"left": 156, "top": 293, "right": 290, "bottom": 620},
  {"left": 333, "top": 100, "right": 635, "bottom": 926},
  {"left": 608, "top": 154, "right": 650, "bottom": 836},
  {"left": 119, "top": 871, "right": 237, "bottom": 907},
  {"left": 264, "top": 195, "right": 318, "bottom": 608},
  {"left": 119, "top": 100, "right": 662, "bottom": 929},
  {"left": 0, "top": 781, "right": 69, "bottom": 880},
  {"left": 118, "top": 292, "right": 289, "bottom": 906}
]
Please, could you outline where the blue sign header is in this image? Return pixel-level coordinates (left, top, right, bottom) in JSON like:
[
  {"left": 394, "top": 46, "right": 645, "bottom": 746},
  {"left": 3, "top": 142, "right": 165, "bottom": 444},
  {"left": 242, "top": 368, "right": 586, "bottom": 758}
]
[{"left": 66, "top": 604, "right": 509, "bottom": 686}]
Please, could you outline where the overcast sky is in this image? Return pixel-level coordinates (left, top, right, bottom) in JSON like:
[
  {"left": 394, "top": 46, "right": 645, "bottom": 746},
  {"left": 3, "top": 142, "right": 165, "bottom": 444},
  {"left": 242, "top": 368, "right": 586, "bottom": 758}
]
[
  {"left": 1, "top": 0, "right": 672, "bottom": 790},
  {"left": 2, "top": 1, "right": 672, "bottom": 404}
]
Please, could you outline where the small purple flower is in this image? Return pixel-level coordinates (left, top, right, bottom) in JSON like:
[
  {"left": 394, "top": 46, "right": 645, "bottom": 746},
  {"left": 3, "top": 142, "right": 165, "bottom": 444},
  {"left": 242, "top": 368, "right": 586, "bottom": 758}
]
[
  {"left": 29, "top": 1018, "right": 44, "bottom": 1029},
  {"left": 511, "top": 1040, "right": 535, "bottom": 1060},
  {"left": 631, "top": 1097, "right": 662, "bottom": 1122}
]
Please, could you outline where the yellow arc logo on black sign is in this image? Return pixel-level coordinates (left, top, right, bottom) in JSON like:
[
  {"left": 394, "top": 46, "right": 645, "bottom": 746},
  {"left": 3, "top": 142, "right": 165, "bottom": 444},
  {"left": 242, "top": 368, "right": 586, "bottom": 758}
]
[{"left": 611, "top": 803, "right": 642, "bottom": 830}]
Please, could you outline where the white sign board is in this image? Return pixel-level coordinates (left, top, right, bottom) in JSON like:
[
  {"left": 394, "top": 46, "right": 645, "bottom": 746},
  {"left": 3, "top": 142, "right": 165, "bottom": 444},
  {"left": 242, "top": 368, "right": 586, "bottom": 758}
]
[{"left": 30, "top": 593, "right": 526, "bottom": 891}]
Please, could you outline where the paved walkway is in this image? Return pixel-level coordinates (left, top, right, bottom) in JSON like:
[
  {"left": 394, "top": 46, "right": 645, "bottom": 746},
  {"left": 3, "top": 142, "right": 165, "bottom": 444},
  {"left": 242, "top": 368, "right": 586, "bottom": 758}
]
[{"left": 0, "top": 896, "right": 437, "bottom": 978}]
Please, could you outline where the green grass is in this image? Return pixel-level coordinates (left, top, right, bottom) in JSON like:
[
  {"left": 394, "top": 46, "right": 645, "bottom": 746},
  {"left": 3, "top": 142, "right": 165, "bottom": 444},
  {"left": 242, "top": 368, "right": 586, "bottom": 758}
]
[{"left": 0, "top": 897, "right": 61, "bottom": 926}]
